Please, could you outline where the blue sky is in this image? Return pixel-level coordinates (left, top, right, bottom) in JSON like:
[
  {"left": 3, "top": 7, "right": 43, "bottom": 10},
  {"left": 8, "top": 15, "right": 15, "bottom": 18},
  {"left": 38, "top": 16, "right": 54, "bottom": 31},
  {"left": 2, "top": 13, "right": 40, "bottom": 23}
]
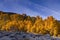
[{"left": 0, "top": 0, "right": 60, "bottom": 20}]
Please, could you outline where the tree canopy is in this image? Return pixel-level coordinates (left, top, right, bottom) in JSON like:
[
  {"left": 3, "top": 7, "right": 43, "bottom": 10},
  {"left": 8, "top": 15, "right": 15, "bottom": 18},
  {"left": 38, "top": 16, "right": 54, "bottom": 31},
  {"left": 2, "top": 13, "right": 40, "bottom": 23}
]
[{"left": 0, "top": 11, "right": 60, "bottom": 37}]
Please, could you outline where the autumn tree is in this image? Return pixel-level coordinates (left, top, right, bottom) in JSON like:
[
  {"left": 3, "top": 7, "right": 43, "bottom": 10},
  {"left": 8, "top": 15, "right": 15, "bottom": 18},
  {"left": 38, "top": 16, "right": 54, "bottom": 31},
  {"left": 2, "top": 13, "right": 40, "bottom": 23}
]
[
  {"left": 31, "top": 16, "right": 45, "bottom": 34},
  {"left": 44, "top": 16, "right": 60, "bottom": 36}
]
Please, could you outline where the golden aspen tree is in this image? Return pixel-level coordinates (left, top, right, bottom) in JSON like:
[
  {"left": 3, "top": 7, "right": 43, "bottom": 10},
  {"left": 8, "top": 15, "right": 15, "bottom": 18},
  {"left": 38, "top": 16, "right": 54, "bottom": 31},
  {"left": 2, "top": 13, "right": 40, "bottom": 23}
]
[
  {"left": 31, "top": 16, "right": 44, "bottom": 34},
  {"left": 44, "top": 16, "right": 55, "bottom": 32},
  {"left": 44, "top": 16, "right": 59, "bottom": 36}
]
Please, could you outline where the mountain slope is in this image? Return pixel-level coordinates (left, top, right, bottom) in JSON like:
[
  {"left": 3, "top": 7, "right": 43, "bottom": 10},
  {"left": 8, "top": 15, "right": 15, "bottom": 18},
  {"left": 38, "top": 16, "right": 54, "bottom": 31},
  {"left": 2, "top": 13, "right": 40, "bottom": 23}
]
[{"left": 0, "top": 11, "right": 60, "bottom": 37}]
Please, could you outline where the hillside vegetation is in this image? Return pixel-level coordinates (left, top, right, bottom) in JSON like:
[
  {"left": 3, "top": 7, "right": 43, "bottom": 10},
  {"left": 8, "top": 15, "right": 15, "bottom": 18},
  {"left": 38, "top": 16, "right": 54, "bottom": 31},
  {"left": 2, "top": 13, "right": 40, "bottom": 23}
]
[{"left": 0, "top": 11, "right": 60, "bottom": 37}]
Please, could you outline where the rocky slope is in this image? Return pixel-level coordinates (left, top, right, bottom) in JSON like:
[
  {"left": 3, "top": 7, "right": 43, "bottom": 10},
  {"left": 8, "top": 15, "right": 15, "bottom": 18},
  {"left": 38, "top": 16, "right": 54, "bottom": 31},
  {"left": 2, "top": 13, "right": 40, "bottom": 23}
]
[
  {"left": 0, "top": 11, "right": 60, "bottom": 37},
  {"left": 0, "top": 31, "right": 59, "bottom": 40}
]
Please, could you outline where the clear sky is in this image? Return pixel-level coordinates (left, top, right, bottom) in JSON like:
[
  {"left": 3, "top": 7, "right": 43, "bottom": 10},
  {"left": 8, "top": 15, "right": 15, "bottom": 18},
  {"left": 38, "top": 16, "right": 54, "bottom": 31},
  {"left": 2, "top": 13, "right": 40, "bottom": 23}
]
[{"left": 0, "top": 0, "right": 60, "bottom": 20}]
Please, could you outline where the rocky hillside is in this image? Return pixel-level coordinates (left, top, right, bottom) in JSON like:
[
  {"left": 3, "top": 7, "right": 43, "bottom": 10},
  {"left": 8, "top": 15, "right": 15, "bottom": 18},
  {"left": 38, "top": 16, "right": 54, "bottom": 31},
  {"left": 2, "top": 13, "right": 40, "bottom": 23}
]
[
  {"left": 0, "top": 11, "right": 60, "bottom": 37},
  {"left": 0, "top": 31, "right": 60, "bottom": 40}
]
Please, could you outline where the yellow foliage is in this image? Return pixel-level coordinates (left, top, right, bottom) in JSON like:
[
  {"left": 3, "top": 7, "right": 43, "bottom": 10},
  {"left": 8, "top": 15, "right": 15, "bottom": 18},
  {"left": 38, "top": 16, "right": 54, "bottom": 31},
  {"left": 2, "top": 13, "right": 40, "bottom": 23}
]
[{"left": 0, "top": 12, "right": 60, "bottom": 37}]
